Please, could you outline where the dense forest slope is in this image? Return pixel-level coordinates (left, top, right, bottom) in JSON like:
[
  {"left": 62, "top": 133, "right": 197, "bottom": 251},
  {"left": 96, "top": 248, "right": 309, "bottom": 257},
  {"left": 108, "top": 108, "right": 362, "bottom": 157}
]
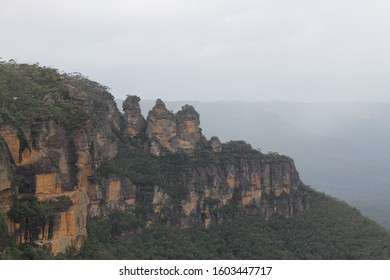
[{"left": 0, "top": 61, "right": 389, "bottom": 259}]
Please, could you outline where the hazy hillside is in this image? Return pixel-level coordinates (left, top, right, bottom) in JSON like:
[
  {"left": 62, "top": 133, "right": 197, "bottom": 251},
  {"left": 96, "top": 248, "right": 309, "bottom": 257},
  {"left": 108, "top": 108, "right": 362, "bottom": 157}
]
[
  {"left": 264, "top": 101, "right": 390, "bottom": 161},
  {"left": 125, "top": 100, "right": 390, "bottom": 228}
]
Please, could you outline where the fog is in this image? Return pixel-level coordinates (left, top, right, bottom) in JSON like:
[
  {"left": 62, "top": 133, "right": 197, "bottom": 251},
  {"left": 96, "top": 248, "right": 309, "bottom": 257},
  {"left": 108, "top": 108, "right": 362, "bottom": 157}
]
[{"left": 2, "top": 0, "right": 390, "bottom": 102}]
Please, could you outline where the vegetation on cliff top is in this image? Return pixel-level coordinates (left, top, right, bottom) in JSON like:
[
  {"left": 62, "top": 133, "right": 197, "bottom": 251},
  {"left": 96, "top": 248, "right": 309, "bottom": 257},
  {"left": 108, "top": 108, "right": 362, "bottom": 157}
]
[{"left": 0, "top": 60, "right": 114, "bottom": 131}]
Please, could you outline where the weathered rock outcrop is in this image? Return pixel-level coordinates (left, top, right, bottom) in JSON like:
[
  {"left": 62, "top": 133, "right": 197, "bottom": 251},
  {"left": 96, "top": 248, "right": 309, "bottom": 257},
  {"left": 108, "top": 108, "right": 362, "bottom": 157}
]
[
  {"left": 88, "top": 175, "right": 136, "bottom": 218},
  {"left": 151, "top": 141, "right": 304, "bottom": 228},
  {"left": 123, "top": 95, "right": 146, "bottom": 138},
  {"left": 0, "top": 63, "right": 309, "bottom": 255},
  {"left": 176, "top": 105, "right": 206, "bottom": 154},
  {"left": 145, "top": 100, "right": 207, "bottom": 156},
  {"left": 0, "top": 73, "right": 126, "bottom": 254},
  {"left": 146, "top": 99, "right": 178, "bottom": 156},
  {"left": 209, "top": 136, "right": 222, "bottom": 153}
]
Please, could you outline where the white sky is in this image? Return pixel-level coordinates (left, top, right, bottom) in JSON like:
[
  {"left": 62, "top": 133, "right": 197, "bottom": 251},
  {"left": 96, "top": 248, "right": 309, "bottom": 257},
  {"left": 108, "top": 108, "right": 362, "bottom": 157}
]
[{"left": 1, "top": 0, "right": 390, "bottom": 102}]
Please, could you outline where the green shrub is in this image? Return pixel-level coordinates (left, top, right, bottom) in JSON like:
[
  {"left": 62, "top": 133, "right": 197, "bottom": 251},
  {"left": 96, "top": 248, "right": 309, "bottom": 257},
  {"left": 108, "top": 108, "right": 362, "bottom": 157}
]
[
  {"left": 7, "top": 195, "right": 72, "bottom": 242},
  {"left": 0, "top": 211, "right": 8, "bottom": 252}
]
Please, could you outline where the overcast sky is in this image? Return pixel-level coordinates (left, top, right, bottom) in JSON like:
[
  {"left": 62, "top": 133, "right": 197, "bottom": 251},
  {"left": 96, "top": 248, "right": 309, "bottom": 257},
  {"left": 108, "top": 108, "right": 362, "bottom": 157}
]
[{"left": 1, "top": 0, "right": 390, "bottom": 102}]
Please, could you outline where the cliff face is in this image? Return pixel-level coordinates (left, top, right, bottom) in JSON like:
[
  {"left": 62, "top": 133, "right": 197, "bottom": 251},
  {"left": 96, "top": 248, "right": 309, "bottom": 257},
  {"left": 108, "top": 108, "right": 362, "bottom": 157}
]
[
  {"left": 0, "top": 66, "right": 126, "bottom": 253},
  {"left": 0, "top": 64, "right": 308, "bottom": 255},
  {"left": 0, "top": 138, "right": 12, "bottom": 213},
  {"left": 123, "top": 98, "right": 306, "bottom": 228},
  {"left": 151, "top": 142, "right": 304, "bottom": 229}
]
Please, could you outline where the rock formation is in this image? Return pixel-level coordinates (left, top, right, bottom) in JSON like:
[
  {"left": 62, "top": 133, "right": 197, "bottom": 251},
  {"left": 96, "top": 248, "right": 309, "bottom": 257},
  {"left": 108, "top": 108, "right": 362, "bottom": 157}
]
[
  {"left": 151, "top": 148, "right": 303, "bottom": 228},
  {"left": 146, "top": 99, "right": 178, "bottom": 156},
  {"left": 175, "top": 105, "right": 204, "bottom": 154},
  {"left": 0, "top": 70, "right": 128, "bottom": 253},
  {"left": 123, "top": 95, "right": 145, "bottom": 138},
  {"left": 209, "top": 136, "right": 222, "bottom": 153},
  {"left": 145, "top": 100, "right": 207, "bottom": 156},
  {"left": 0, "top": 64, "right": 309, "bottom": 255}
]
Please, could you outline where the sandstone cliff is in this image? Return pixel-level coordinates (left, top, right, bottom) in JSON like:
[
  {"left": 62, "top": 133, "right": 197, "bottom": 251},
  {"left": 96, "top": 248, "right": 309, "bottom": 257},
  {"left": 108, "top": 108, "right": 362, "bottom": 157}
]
[
  {"left": 0, "top": 63, "right": 309, "bottom": 255},
  {"left": 123, "top": 95, "right": 145, "bottom": 138},
  {"left": 144, "top": 99, "right": 207, "bottom": 156},
  {"left": 0, "top": 65, "right": 125, "bottom": 253},
  {"left": 150, "top": 141, "right": 304, "bottom": 229}
]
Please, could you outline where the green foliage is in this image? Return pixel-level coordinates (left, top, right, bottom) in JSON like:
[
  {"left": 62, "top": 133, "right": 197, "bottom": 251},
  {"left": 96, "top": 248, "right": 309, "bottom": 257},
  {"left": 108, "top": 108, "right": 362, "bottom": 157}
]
[
  {"left": 7, "top": 195, "right": 71, "bottom": 242},
  {"left": 87, "top": 211, "right": 143, "bottom": 243},
  {"left": 188, "top": 146, "right": 220, "bottom": 166},
  {"left": 94, "top": 144, "right": 160, "bottom": 219},
  {"left": 1, "top": 195, "right": 67, "bottom": 259},
  {"left": 66, "top": 73, "right": 114, "bottom": 125},
  {"left": 0, "top": 62, "right": 70, "bottom": 128},
  {"left": 96, "top": 144, "right": 160, "bottom": 186},
  {"left": 0, "top": 211, "right": 8, "bottom": 252},
  {"left": 157, "top": 153, "right": 191, "bottom": 204},
  {"left": 0, "top": 242, "right": 53, "bottom": 260},
  {"left": 75, "top": 211, "right": 143, "bottom": 260},
  {"left": 66, "top": 72, "right": 112, "bottom": 102},
  {"left": 0, "top": 136, "right": 7, "bottom": 151},
  {"left": 0, "top": 60, "right": 114, "bottom": 131},
  {"left": 272, "top": 187, "right": 390, "bottom": 259},
  {"left": 0, "top": 136, "right": 16, "bottom": 184},
  {"left": 53, "top": 196, "right": 73, "bottom": 212},
  {"left": 51, "top": 100, "right": 89, "bottom": 130},
  {"left": 218, "top": 188, "right": 242, "bottom": 219}
]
